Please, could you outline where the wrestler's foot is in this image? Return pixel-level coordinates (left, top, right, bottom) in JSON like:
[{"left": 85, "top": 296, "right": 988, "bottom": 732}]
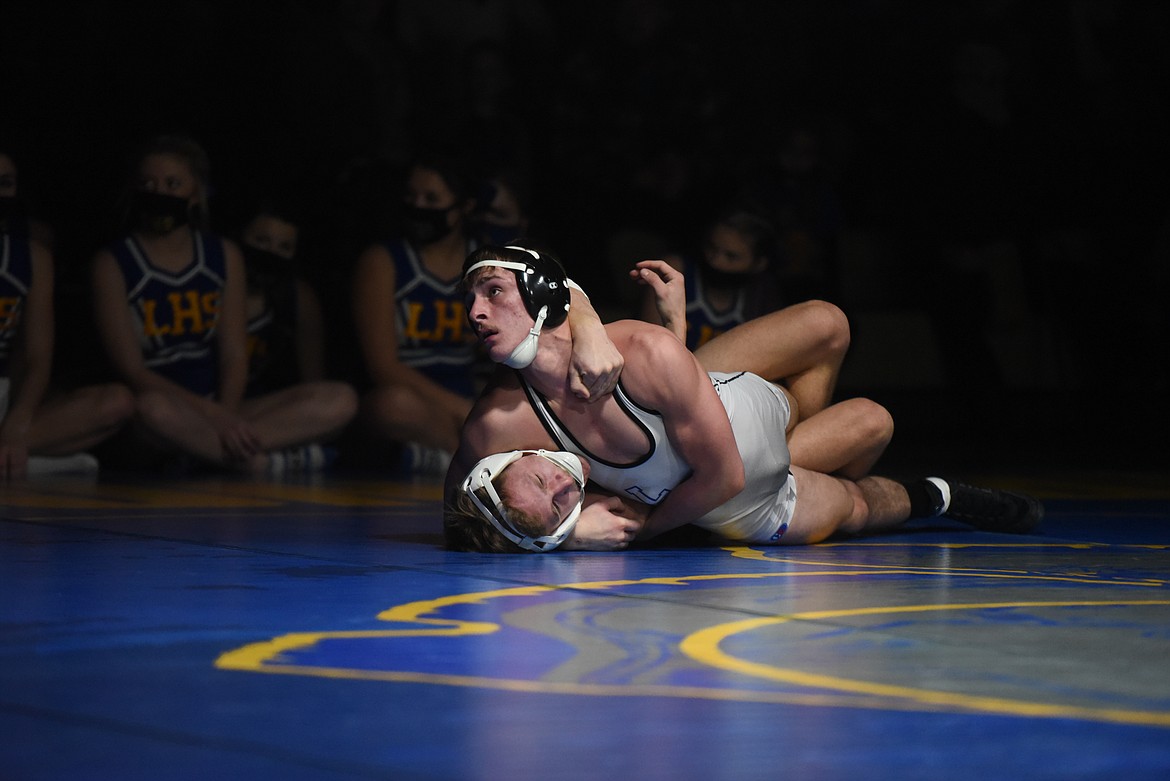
[{"left": 927, "top": 477, "right": 1044, "bottom": 534}]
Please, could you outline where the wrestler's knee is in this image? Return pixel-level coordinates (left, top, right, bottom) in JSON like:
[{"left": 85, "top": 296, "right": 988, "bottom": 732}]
[
  {"left": 800, "top": 299, "right": 851, "bottom": 355},
  {"left": 847, "top": 397, "right": 894, "bottom": 451},
  {"left": 783, "top": 469, "right": 858, "bottom": 544}
]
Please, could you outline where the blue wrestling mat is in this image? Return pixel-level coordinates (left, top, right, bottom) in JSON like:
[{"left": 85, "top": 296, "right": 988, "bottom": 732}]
[{"left": 2, "top": 471, "right": 1169, "bottom": 780}]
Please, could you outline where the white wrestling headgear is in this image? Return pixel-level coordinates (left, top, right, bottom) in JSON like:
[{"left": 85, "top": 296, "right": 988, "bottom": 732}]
[
  {"left": 460, "top": 449, "right": 586, "bottom": 552},
  {"left": 464, "top": 246, "right": 570, "bottom": 369}
]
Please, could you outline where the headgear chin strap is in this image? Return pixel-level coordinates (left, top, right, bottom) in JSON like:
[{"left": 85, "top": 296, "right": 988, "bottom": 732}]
[
  {"left": 502, "top": 304, "right": 548, "bottom": 368},
  {"left": 461, "top": 449, "right": 585, "bottom": 552}
]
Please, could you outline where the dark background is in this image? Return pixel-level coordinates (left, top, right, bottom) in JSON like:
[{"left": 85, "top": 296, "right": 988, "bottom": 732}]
[{"left": 3, "top": 0, "right": 1168, "bottom": 475}]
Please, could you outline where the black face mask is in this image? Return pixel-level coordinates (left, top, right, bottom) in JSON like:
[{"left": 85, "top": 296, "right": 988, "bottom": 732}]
[
  {"left": 241, "top": 243, "right": 295, "bottom": 291},
  {"left": 401, "top": 204, "right": 455, "bottom": 246},
  {"left": 698, "top": 262, "right": 756, "bottom": 290},
  {"left": 0, "top": 196, "right": 30, "bottom": 237},
  {"left": 130, "top": 190, "right": 191, "bottom": 235}
]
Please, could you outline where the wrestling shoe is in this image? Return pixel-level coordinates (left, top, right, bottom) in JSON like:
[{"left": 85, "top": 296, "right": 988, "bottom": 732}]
[{"left": 928, "top": 477, "right": 1044, "bottom": 534}]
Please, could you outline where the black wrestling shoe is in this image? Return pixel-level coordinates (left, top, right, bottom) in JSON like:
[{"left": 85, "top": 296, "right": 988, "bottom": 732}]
[{"left": 933, "top": 478, "right": 1044, "bottom": 534}]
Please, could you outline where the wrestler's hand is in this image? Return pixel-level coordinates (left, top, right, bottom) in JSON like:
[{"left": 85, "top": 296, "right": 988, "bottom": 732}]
[
  {"left": 604, "top": 493, "right": 651, "bottom": 524},
  {"left": 630, "top": 260, "right": 686, "bottom": 343},
  {"left": 561, "top": 496, "right": 643, "bottom": 551}
]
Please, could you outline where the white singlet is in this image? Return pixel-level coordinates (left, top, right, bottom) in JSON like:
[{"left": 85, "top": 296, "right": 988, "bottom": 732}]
[{"left": 520, "top": 370, "right": 798, "bottom": 543}]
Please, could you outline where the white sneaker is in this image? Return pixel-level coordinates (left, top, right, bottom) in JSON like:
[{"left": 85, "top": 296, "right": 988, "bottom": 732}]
[
  {"left": 27, "top": 453, "right": 101, "bottom": 475},
  {"left": 403, "top": 443, "right": 452, "bottom": 476},
  {"left": 268, "top": 444, "right": 335, "bottom": 475}
]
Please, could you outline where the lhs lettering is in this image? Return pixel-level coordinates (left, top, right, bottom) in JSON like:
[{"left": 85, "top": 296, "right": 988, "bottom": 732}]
[
  {"left": 141, "top": 290, "right": 221, "bottom": 337},
  {"left": 403, "top": 300, "right": 471, "bottom": 342}
]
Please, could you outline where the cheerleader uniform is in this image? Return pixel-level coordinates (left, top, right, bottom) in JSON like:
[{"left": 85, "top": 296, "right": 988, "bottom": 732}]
[
  {"left": 385, "top": 238, "right": 480, "bottom": 397},
  {"left": 107, "top": 231, "right": 227, "bottom": 398}
]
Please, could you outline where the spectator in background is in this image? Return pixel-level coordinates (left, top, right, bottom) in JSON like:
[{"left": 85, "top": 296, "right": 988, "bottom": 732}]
[
  {"left": 350, "top": 151, "right": 484, "bottom": 474},
  {"left": 351, "top": 152, "right": 624, "bottom": 474},
  {"left": 235, "top": 196, "right": 358, "bottom": 454},
  {"left": 469, "top": 166, "right": 532, "bottom": 247},
  {"left": 236, "top": 198, "right": 353, "bottom": 392},
  {"left": 637, "top": 206, "right": 784, "bottom": 351},
  {"left": 91, "top": 135, "right": 355, "bottom": 475},
  {"left": 1, "top": 149, "right": 134, "bottom": 480},
  {"left": 0, "top": 148, "right": 56, "bottom": 251}
]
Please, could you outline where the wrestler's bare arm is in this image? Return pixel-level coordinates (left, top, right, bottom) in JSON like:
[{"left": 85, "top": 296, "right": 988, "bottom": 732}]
[
  {"left": 629, "top": 259, "right": 686, "bottom": 342},
  {"left": 566, "top": 286, "right": 623, "bottom": 401},
  {"left": 610, "top": 324, "right": 745, "bottom": 539}
]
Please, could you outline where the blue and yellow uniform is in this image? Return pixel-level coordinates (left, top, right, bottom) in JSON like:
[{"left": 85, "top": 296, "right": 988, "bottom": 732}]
[
  {"left": 680, "top": 256, "right": 748, "bottom": 352},
  {"left": 386, "top": 238, "right": 480, "bottom": 397},
  {"left": 107, "top": 232, "right": 227, "bottom": 398},
  {"left": 0, "top": 232, "right": 32, "bottom": 378},
  {"left": 244, "top": 275, "right": 298, "bottom": 397}
]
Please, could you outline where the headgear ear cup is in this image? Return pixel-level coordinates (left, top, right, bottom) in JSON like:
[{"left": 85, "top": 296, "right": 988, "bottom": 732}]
[{"left": 505, "top": 245, "right": 571, "bottom": 327}]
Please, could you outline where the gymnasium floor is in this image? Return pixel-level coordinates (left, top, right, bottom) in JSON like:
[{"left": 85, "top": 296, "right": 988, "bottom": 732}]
[{"left": 2, "top": 463, "right": 1169, "bottom": 781}]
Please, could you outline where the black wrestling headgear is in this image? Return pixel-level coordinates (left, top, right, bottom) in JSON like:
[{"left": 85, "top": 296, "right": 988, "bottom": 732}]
[{"left": 463, "top": 244, "right": 570, "bottom": 328}]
